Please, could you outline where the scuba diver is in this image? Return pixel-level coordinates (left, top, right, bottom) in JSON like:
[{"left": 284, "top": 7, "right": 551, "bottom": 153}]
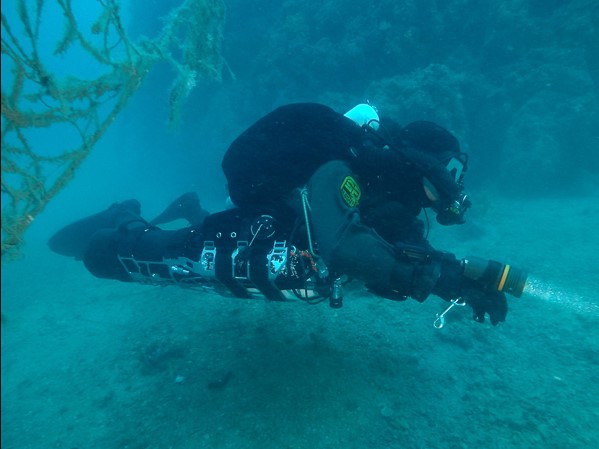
[{"left": 48, "top": 103, "right": 528, "bottom": 327}]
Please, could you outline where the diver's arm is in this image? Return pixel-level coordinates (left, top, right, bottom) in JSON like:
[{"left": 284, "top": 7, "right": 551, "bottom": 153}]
[
  {"left": 308, "top": 160, "right": 448, "bottom": 301},
  {"left": 308, "top": 160, "right": 514, "bottom": 324}
]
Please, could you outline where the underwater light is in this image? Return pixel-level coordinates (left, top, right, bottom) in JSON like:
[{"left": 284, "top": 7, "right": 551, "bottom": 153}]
[
  {"left": 435, "top": 270, "right": 597, "bottom": 328},
  {"left": 462, "top": 256, "right": 528, "bottom": 298},
  {"left": 433, "top": 256, "right": 529, "bottom": 328}
]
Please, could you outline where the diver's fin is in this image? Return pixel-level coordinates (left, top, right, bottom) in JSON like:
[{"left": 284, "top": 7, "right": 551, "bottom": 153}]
[
  {"left": 48, "top": 199, "right": 142, "bottom": 260},
  {"left": 149, "top": 192, "right": 209, "bottom": 227}
]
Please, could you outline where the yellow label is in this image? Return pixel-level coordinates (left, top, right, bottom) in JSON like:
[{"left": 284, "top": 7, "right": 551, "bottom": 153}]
[{"left": 340, "top": 176, "right": 361, "bottom": 208}]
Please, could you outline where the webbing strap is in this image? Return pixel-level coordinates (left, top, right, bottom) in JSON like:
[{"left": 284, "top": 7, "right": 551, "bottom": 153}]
[{"left": 300, "top": 187, "right": 315, "bottom": 254}]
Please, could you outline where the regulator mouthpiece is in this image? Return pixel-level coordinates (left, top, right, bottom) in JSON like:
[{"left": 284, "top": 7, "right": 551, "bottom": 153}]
[
  {"left": 436, "top": 193, "right": 471, "bottom": 225},
  {"left": 462, "top": 256, "right": 528, "bottom": 298}
]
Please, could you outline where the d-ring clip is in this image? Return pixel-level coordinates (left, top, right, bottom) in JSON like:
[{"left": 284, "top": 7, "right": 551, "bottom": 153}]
[{"left": 433, "top": 297, "right": 466, "bottom": 329}]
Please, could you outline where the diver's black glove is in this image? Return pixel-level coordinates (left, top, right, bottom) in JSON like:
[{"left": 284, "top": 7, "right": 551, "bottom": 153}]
[
  {"left": 460, "top": 281, "right": 508, "bottom": 326},
  {"left": 433, "top": 256, "right": 508, "bottom": 326}
]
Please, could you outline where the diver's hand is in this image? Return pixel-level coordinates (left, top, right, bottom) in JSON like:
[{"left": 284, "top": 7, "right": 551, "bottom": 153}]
[{"left": 461, "top": 284, "right": 508, "bottom": 326}]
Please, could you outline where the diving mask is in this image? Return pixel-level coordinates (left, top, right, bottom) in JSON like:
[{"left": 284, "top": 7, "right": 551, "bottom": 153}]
[
  {"left": 445, "top": 153, "right": 468, "bottom": 186},
  {"left": 423, "top": 153, "right": 471, "bottom": 225}
]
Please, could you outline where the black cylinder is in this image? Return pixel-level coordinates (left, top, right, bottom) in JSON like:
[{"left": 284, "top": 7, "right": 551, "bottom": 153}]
[
  {"left": 462, "top": 256, "right": 528, "bottom": 298},
  {"left": 329, "top": 278, "right": 344, "bottom": 308}
]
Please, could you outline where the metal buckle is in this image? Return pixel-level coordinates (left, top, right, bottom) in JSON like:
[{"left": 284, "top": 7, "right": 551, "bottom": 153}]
[{"left": 267, "top": 241, "right": 288, "bottom": 280}]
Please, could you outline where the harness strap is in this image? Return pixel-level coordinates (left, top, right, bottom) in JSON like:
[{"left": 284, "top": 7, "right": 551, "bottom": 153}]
[
  {"left": 300, "top": 187, "right": 330, "bottom": 280},
  {"left": 300, "top": 187, "right": 315, "bottom": 254}
]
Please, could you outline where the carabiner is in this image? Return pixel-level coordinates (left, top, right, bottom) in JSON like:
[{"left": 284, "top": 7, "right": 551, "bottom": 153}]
[{"left": 433, "top": 297, "right": 466, "bottom": 329}]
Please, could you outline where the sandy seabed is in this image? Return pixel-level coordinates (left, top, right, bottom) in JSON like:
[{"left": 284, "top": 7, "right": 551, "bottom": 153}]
[{"left": 2, "top": 194, "right": 598, "bottom": 449}]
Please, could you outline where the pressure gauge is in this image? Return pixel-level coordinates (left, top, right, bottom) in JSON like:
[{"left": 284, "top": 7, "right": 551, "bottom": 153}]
[{"left": 250, "top": 215, "right": 276, "bottom": 240}]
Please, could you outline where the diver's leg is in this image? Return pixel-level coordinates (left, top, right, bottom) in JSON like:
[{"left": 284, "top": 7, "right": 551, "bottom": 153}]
[
  {"left": 82, "top": 222, "right": 201, "bottom": 282},
  {"left": 149, "top": 192, "right": 209, "bottom": 227},
  {"left": 82, "top": 215, "right": 255, "bottom": 299},
  {"left": 47, "top": 199, "right": 144, "bottom": 260}
]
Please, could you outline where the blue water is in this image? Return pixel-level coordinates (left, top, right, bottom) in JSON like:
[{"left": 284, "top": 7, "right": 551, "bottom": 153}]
[{"left": 2, "top": 1, "right": 598, "bottom": 448}]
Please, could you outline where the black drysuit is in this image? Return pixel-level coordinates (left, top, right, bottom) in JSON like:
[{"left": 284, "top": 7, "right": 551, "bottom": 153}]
[
  {"left": 83, "top": 103, "right": 462, "bottom": 302},
  {"left": 221, "top": 102, "right": 452, "bottom": 300}
]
